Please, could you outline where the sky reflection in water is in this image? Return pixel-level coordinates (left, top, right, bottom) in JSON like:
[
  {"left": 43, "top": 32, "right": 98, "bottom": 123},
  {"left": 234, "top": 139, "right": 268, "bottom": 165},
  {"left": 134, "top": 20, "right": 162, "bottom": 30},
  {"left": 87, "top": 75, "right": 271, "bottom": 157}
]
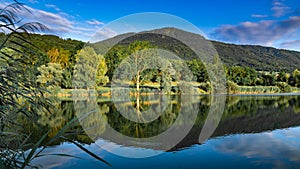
[{"left": 31, "top": 126, "right": 300, "bottom": 169}]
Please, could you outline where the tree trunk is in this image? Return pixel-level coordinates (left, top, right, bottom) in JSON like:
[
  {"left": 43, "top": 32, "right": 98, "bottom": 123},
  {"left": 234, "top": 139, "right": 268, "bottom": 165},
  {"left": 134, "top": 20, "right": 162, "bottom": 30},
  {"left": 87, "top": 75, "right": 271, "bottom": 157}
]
[{"left": 136, "top": 70, "right": 140, "bottom": 96}]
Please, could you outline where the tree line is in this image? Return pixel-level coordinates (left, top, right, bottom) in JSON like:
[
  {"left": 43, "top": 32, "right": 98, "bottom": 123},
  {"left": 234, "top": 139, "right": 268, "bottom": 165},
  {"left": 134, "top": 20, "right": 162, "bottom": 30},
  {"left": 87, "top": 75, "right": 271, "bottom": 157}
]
[
  {"left": 2, "top": 33, "right": 299, "bottom": 94},
  {"left": 36, "top": 40, "right": 300, "bottom": 94}
]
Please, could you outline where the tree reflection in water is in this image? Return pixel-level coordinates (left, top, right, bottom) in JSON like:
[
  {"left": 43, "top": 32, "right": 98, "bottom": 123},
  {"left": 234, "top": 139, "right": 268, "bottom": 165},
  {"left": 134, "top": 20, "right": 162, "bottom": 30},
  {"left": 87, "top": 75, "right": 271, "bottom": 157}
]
[{"left": 4, "top": 95, "right": 300, "bottom": 150}]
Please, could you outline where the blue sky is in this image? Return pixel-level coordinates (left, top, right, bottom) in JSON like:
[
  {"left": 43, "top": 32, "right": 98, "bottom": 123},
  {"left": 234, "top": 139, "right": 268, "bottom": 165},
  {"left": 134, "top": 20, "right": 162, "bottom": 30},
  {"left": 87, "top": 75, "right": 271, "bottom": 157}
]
[{"left": 3, "top": 0, "right": 300, "bottom": 51}]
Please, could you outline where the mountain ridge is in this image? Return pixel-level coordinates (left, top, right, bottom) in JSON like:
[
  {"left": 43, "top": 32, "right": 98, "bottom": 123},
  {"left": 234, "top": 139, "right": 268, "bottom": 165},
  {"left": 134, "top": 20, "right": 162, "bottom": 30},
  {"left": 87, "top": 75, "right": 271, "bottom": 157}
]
[{"left": 92, "top": 27, "right": 300, "bottom": 72}]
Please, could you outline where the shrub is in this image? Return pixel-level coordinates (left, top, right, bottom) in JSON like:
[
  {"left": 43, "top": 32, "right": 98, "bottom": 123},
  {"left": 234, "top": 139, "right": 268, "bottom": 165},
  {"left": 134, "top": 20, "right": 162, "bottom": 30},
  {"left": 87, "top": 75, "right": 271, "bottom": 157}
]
[
  {"left": 227, "top": 80, "right": 239, "bottom": 94},
  {"left": 238, "top": 86, "right": 281, "bottom": 93},
  {"left": 198, "top": 82, "right": 212, "bottom": 93},
  {"left": 276, "top": 82, "right": 292, "bottom": 93}
]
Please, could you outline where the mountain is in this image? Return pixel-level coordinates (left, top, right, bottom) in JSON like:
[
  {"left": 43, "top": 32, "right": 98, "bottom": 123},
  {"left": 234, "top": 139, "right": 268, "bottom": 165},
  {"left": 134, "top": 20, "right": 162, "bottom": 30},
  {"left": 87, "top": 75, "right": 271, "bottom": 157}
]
[
  {"left": 212, "top": 41, "right": 300, "bottom": 72},
  {"left": 92, "top": 27, "right": 300, "bottom": 72}
]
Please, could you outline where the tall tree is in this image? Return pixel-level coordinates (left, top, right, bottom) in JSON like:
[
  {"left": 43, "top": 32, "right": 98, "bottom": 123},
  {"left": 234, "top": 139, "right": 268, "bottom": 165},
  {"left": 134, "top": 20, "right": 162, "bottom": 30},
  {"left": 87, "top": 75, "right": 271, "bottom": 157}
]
[
  {"left": 115, "top": 41, "right": 175, "bottom": 94},
  {"left": 96, "top": 55, "right": 109, "bottom": 86},
  {"left": 104, "top": 45, "right": 128, "bottom": 80},
  {"left": 36, "top": 63, "right": 63, "bottom": 92},
  {"left": 186, "top": 59, "right": 208, "bottom": 83},
  {"left": 47, "top": 47, "right": 70, "bottom": 68},
  {"left": 73, "top": 47, "right": 108, "bottom": 89},
  {"left": 293, "top": 69, "right": 300, "bottom": 87},
  {"left": 128, "top": 41, "right": 153, "bottom": 94}
]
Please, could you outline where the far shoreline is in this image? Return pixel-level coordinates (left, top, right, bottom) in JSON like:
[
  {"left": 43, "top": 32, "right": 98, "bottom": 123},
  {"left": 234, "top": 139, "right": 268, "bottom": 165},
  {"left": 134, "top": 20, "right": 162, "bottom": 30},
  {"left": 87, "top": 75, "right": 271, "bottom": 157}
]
[{"left": 55, "top": 87, "right": 300, "bottom": 99}]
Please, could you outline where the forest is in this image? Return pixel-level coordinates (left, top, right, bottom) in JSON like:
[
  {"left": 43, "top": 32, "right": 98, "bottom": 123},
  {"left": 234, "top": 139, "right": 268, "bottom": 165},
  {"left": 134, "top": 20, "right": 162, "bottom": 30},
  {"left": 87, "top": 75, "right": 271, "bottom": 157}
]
[{"left": 2, "top": 29, "right": 299, "bottom": 95}]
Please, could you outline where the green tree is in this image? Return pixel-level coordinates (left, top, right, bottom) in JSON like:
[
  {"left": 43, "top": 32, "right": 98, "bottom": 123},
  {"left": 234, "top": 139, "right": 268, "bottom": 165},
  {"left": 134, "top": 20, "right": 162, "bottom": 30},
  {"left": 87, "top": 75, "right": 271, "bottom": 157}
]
[
  {"left": 260, "top": 73, "right": 276, "bottom": 86},
  {"left": 186, "top": 59, "right": 209, "bottom": 83},
  {"left": 128, "top": 41, "right": 151, "bottom": 94},
  {"left": 276, "top": 82, "right": 292, "bottom": 93},
  {"left": 115, "top": 41, "right": 175, "bottom": 94},
  {"left": 96, "top": 55, "right": 109, "bottom": 86},
  {"left": 227, "top": 80, "right": 239, "bottom": 94},
  {"left": 228, "top": 66, "right": 245, "bottom": 85},
  {"left": 36, "top": 63, "right": 63, "bottom": 92},
  {"left": 156, "top": 68, "right": 173, "bottom": 93},
  {"left": 227, "top": 66, "right": 257, "bottom": 86},
  {"left": 292, "top": 69, "right": 300, "bottom": 87},
  {"left": 277, "top": 71, "right": 287, "bottom": 83},
  {"left": 104, "top": 45, "right": 128, "bottom": 79},
  {"left": 73, "top": 47, "right": 108, "bottom": 89}
]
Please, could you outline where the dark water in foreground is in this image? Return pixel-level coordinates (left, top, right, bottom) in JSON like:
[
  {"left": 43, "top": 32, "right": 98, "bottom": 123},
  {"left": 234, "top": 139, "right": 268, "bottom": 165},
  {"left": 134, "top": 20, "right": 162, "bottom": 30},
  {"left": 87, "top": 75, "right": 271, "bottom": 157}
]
[{"left": 30, "top": 95, "right": 300, "bottom": 169}]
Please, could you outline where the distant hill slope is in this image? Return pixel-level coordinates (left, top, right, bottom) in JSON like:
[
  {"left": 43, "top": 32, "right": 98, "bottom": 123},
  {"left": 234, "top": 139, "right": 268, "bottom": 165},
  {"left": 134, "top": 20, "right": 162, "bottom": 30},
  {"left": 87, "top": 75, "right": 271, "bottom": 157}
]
[
  {"left": 92, "top": 27, "right": 300, "bottom": 72},
  {"left": 1, "top": 33, "right": 84, "bottom": 55},
  {"left": 212, "top": 41, "right": 300, "bottom": 72}
]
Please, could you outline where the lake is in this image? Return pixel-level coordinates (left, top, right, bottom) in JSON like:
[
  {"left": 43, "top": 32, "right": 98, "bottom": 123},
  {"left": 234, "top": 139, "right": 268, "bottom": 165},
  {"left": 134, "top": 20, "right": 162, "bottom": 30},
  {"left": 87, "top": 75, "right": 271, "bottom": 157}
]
[{"left": 29, "top": 94, "right": 300, "bottom": 169}]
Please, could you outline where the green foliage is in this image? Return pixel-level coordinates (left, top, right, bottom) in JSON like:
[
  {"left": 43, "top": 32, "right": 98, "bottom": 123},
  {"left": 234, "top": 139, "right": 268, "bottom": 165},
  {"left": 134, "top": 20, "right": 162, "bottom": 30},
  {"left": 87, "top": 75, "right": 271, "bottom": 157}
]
[
  {"left": 276, "top": 71, "right": 288, "bottom": 83},
  {"left": 0, "top": 1, "right": 112, "bottom": 168},
  {"left": 96, "top": 56, "right": 109, "bottom": 86},
  {"left": 156, "top": 71, "right": 172, "bottom": 93},
  {"left": 227, "top": 66, "right": 257, "bottom": 86},
  {"left": 104, "top": 45, "right": 129, "bottom": 79},
  {"left": 95, "top": 28, "right": 300, "bottom": 73},
  {"left": 37, "top": 63, "right": 63, "bottom": 92},
  {"left": 227, "top": 80, "right": 239, "bottom": 94},
  {"left": 276, "top": 82, "right": 292, "bottom": 93},
  {"left": 259, "top": 73, "right": 276, "bottom": 86},
  {"left": 73, "top": 47, "right": 109, "bottom": 89},
  {"left": 212, "top": 41, "right": 300, "bottom": 72},
  {"left": 292, "top": 69, "right": 300, "bottom": 87},
  {"left": 0, "top": 1, "right": 52, "bottom": 168},
  {"left": 238, "top": 86, "right": 281, "bottom": 93},
  {"left": 79, "top": 28, "right": 300, "bottom": 93},
  {"left": 186, "top": 59, "right": 209, "bottom": 82},
  {"left": 130, "top": 42, "right": 154, "bottom": 92},
  {"left": 198, "top": 82, "right": 212, "bottom": 93},
  {"left": 114, "top": 41, "right": 179, "bottom": 94}
]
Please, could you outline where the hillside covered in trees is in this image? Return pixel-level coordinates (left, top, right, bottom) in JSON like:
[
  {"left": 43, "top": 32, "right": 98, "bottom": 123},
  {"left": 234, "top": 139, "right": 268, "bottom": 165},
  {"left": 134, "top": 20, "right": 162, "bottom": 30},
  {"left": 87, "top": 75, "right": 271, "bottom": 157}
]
[
  {"left": 93, "top": 27, "right": 300, "bottom": 72},
  {"left": 91, "top": 27, "right": 300, "bottom": 93},
  {"left": 1, "top": 28, "right": 299, "bottom": 94}
]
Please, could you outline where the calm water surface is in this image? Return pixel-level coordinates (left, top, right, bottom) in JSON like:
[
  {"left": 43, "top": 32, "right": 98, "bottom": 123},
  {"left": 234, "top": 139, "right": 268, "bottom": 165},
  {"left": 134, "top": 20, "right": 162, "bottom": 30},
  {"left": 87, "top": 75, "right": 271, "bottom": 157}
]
[{"left": 30, "top": 95, "right": 300, "bottom": 169}]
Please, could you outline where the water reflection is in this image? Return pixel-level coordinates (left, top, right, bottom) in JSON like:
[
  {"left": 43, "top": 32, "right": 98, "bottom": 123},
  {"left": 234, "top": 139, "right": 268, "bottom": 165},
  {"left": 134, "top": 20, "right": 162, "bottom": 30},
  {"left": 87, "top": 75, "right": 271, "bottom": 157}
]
[
  {"left": 17, "top": 95, "right": 300, "bottom": 168},
  {"left": 29, "top": 95, "right": 300, "bottom": 149},
  {"left": 73, "top": 94, "right": 200, "bottom": 157},
  {"left": 31, "top": 127, "right": 300, "bottom": 169},
  {"left": 210, "top": 127, "right": 300, "bottom": 169}
]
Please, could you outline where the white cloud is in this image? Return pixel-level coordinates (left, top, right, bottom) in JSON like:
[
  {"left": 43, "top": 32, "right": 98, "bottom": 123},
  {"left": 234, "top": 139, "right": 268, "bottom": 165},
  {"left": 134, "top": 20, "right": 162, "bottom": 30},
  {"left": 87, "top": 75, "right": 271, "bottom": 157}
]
[
  {"left": 272, "top": 0, "right": 290, "bottom": 17},
  {"left": 280, "top": 39, "right": 300, "bottom": 47},
  {"left": 90, "top": 27, "right": 118, "bottom": 42},
  {"left": 212, "top": 129, "right": 300, "bottom": 168},
  {"left": 86, "top": 19, "right": 104, "bottom": 26},
  {"left": 210, "top": 0, "right": 300, "bottom": 51},
  {"left": 45, "top": 4, "right": 60, "bottom": 11},
  {"left": 0, "top": 3, "right": 107, "bottom": 41},
  {"left": 27, "top": 0, "right": 38, "bottom": 4},
  {"left": 0, "top": 2, "right": 110, "bottom": 41},
  {"left": 20, "top": 6, "right": 74, "bottom": 33},
  {"left": 279, "top": 39, "right": 300, "bottom": 51},
  {"left": 211, "top": 16, "right": 300, "bottom": 46},
  {"left": 251, "top": 14, "right": 268, "bottom": 18}
]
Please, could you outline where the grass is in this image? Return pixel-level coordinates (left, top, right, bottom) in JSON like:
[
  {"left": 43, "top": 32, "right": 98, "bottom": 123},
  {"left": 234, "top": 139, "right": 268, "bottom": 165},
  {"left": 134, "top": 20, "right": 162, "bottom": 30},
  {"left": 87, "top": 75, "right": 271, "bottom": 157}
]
[
  {"left": 292, "top": 87, "right": 300, "bottom": 93},
  {"left": 56, "top": 83, "right": 300, "bottom": 98},
  {"left": 237, "top": 86, "right": 282, "bottom": 94}
]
